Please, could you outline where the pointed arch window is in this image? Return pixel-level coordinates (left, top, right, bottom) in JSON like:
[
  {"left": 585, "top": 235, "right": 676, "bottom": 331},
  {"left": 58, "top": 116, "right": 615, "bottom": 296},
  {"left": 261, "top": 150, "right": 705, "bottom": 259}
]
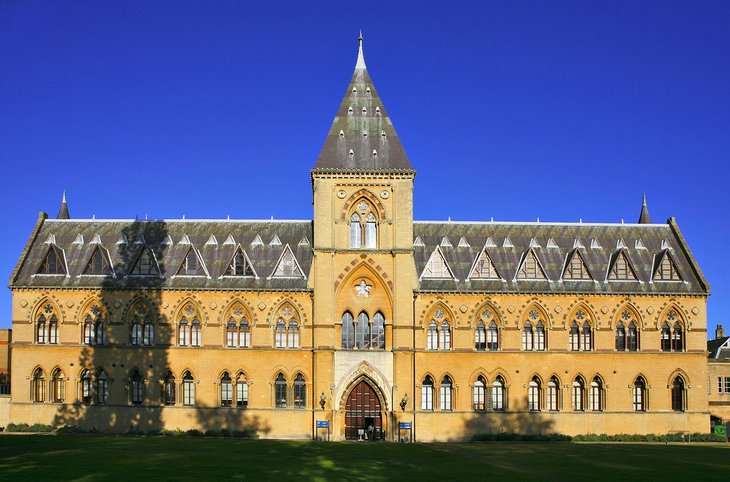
[
  {"left": 487, "top": 321, "right": 499, "bottom": 351},
  {"left": 590, "top": 377, "right": 603, "bottom": 412},
  {"left": 220, "top": 372, "right": 233, "bottom": 407},
  {"left": 293, "top": 373, "right": 306, "bottom": 408},
  {"left": 130, "top": 302, "right": 154, "bottom": 346},
  {"left": 35, "top": 305, "right": 60, "bottom": 345},
  {"left": 275, "top": 320, "right": 287, "bottom": 348},
  {"left": 226, "top": 247, "right": 255, "bottom": 276},
  {"left": 51, "top": 368, "right": 65, "bottom": 403},
  {"left": 36, "top": 314, "right": 47, "bottom": 344},
  {"left": 672, "top": 322, "right": 683, "bottom": 352},
  {"left": 349, "top": 202, "right": 378, "bottom": 249},
  {"left": 671, "top": 376, "right": 686, "bottom": 412},
  {"left": 627, "top": 321, "right": 639, "bottom": 351},
  {"left": 473, "top": 376, "right": 486, "bottom": 411},
  {"left": 83, "top": 246, "right": 113, "bottom": 276},
  {"left": 522, "top": 321, "right": 534, "bottom": 351},
  {"left": 372, "top": 312, "right": 385, "bottom": 350},
  {"left": 572, "top": 377, "right": 585, "bottom": 411},
  {"left": 226, "top": 318, "right": 238, "bottom": 347},
  {"left": 163, "top": 371, "right": 176, "bottom": 405},
  {"left": 440, "top": 376, "right": 453, "bottom": 411},
  {"left": 355, "top": 312, "right": 370, "bottom": 349},
  {"left": 615, "top": 322, "right": 626, "bottom": 351},
  {"left": 581, "top": 321, "right": 592, "bottom": 351},
  {"left": 661, "top": 322, "right": 671, "bottom": 352},
  {"left": 349, "top": 213, "right": 362, "bottom": 248},
  {"left": 182, "top": 371, "right": 195, "bottom": 406},
  {"left": 536, "top": 321, "right": 546, "bottom": 351},
  {"left": 616, "top": 311, "right": 639, "bottom": 352},
  {"left": 569, "top": 321, "right": 580, "bottom": 351},
  {"left": 475, "top": 321, "right": 486, "bottom": 351},
  {"left": 439, "top": 321, "right": 451, "bottom": 350},
  {"left": 236, "top": 373, "right": 249, "bottom": 408},
  {"left": 547, "top": 376, "right": 560, "bottom": 411},
  {"left": 95, "top": 369, "right": 109, "bottom": 405},
  {"left": 365, "top": 213, "right": 377, "bottom": 248},
  {"left": 130, "top": 370, "right": 144, "bottom": 405},
  {"left": 274, "top": 305, "right": 300, "bottom": 348},
  {"left": 48, "top": 315, "right": 58, "bottom": 344},
  {"left": 427, "top": 320, "right": 438, "bottom": 350},
  {"left": 633, "top": 377, "right": 646, "bottom": 411},
  {"left": 31, "top": 368, "right": 45, "bottom": 402},
  {"left": 492, "top": 376, "right": 506, "bottom": 411},
  {"left": 80, "top": 369, "right": 92, "bottom": 404},
  {"left": 38, "top": 245, "right": 66, "bottom": 275},
  {"left": 275, "top": 373, "right": 288, "bottom": 408},
  {"left": 225, "top": 303, "right": 251, "bottom": 348},
  {"left": 191, "top": 317, "right": 201, "bottom": 347},
  {"left": 421, "top": 376, "right": 434, "bottom": 411},
  {"left": 178, "top": 317, "right": 189, "bottom": 346},
  {"left": 528, "top": 377, "right": 541, "bottom": 411},
  {"left": 341, "top": 312, "right": 355, "bottom": 349},
  {"left": 288, "top": 321, "right": 300, "bottom": 348}
]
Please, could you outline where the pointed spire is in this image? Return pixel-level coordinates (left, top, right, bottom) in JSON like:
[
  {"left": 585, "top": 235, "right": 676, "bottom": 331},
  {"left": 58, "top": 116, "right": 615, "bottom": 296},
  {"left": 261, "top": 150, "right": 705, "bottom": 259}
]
[
  {"left": 57, "top": 191, "right": 70, "bottom": 219},
  {"left": 638, "top": 193, "right": 651, "bottom": 224},
  {"left": 355, "top": 30, "right": 366, "bottom": 70}
]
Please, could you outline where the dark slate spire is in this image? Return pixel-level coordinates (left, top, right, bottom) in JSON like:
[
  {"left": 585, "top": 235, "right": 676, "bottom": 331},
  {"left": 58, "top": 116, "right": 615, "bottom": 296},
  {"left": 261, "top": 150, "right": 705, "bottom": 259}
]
[
  {"left": 57, "top": 191, "right": 70, "bottom": 219},
  {"left": 312, "top": 34, "right": 413, "bottom": 172},
  {"left": 638, "top": 194, "right": 651, "bottom": 224}
]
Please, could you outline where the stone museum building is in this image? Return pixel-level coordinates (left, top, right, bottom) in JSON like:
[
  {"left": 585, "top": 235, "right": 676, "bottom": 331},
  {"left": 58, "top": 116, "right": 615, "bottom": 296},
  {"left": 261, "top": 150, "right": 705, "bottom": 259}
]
[{"left": 7, "top": 38, "right": 711, "bottom": 441}]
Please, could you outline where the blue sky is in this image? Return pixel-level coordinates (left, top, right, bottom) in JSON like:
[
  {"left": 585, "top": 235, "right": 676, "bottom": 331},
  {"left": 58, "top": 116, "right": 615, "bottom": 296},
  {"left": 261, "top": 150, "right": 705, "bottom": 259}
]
[{"left": 1, "top": 1, "right": 728, "bottom": 336}]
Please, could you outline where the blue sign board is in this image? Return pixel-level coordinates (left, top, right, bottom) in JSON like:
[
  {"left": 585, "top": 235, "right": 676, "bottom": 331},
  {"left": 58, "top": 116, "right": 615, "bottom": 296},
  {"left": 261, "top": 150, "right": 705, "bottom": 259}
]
[
  {"left": 316, "top": 420, "right": 330, "bottom": 428},
  {"left": 399, "top": 422, "right": 412, "bottom": 429}
]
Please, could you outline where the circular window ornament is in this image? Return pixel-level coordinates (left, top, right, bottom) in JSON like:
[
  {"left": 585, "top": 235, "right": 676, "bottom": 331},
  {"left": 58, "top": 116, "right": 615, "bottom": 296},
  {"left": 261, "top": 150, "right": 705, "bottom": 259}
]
[
  {"left": 380, "top": 190, "right": 390, "bottom": 199},
  {"left": 337, "top": 190, "right": 346, "bottom": 199}
]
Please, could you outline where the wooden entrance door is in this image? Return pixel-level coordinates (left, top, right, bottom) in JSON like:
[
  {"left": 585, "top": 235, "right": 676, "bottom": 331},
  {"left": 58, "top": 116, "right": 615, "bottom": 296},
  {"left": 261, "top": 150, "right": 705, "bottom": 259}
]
[{"left": 345, "top": 380, "right": 382, "bottom": 440}]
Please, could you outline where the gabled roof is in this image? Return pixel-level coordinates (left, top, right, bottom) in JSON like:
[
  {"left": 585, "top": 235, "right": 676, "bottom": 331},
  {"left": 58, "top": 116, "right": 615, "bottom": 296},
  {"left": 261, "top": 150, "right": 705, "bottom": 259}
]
[
  {"left": 708, "top": 336, "right": 730, "bottom": 360},
  {"left": 312, "top": 35, "right": 413, "bottom": 173}
]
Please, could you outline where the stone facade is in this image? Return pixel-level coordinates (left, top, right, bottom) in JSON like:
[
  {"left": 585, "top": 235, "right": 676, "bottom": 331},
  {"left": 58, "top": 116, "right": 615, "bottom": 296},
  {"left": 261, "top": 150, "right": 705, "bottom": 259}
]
[{"left": 7, "top": 38, "right": 711, "bottom": 440}]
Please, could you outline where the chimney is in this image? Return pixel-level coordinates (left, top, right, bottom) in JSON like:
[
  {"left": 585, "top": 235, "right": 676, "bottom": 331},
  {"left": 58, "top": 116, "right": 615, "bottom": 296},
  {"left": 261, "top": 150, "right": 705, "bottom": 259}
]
[{"left": 716, "top": 324, "right": 725, "bottom": 339}]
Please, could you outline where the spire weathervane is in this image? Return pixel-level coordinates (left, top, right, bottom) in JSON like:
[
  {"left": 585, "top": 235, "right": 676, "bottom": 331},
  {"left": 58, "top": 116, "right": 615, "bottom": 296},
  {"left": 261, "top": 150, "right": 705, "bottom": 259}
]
[
  {"left": 57, "top": 190, "right": 70, "bottom": 219},
  {"left": 638, "top": 193, "right": 651, "bottom": 224},
  {"left": 355, "top": 30, "right": 366, "bottom": 70}
]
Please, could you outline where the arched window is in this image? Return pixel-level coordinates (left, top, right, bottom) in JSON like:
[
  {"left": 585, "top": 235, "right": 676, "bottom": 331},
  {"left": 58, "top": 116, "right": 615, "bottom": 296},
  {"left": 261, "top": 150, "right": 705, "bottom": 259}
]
[
  {"left": 590, "top": 377, "right": 603, "bottom": 412},
  {"left": 581, "top": 321, "right": 592, "bottom": 351},
  {"left": 536, "top": 321, "right": 546, "bottom": 351},
  {"left": 275, "top": 373, "right": 287, "bottom": 408},
  {"left": 627, "top": 321, "right": 639, "bottom": 351},
  {"left": 236, "top": 373, "right": 249, "bottom": 408},
  {"left": 163, "top": 371, "right": 175, "bottom": 405},
  {"left": 522, "top": 321, "right": 534, "bottom": 351},
  {"left": 47, "top": 315, "right": 58, "bottom": 344},
  {"left": 275, "top": 320, "right": 286, "bottom": 348},
  {"left": 661, "top": 322, "right": 671, "bottom": 352},
  {"left": 633, "top": 377, "right": 646, "bottom": 411},
  {"left": 356, "top": 312, "right": 370, "bottom": 349},
  {"left": 240, "top": 319, "right": 250, "bottom": 348},
  {"left": 439, "top": 321, "right": 451, "bottom": 350},
  {"left": 364, "top": 213, "right": 377, "bottom": 248},
  {"left": 371, "top": 312, "right": 385, "bottom": 349},
  {"left": 528, "top": 376, "right": 541, "bottom": 411},
  {"left": 569, "top": 321, "right": 580, "bottom": 351},
  {"left": 293, "top": 374, "right": 306, "bottom": 408},
  {"left": 80, "top": 369, "right": 92, "bottom": 404},
  {"left": 288, "top": 321, "right": 300, "bottom": 348},
  {"left": 182, "top": 371, "right": 195, "bottom": 406},
  {"left": 191, "top": 317, "right": 201, "bottom": 347},
  {"left": 84, "top": 315, "right": 94, "bottom": 345},
  {"left": 96, "top": 369, "right": 109, "bottom": 405},
  {"left": 572, "top": 377, "right": 585, "bottom": 411},
  {"left": 82, "top": 303, "right": 105, "bottom": 346},
  {"left": 130, "top": 370, "right": 144, "bottom": 405},
  {"left": 672, "top": 376, "right": 685, "bottom": 412},
  {"left": 131, "top": 318, "right": 142, "bottom": 346},
  {"left": 427, "top": 320, "right": 438, "bottom": 350},
  {"left": 547, "top": 376, "right": 560, "bottom": 411},
  {"left": 36, "top": 314, "right": 47, "bottom": 344},
  {"left": 473, "top": 376, "right": 486, "bottom": 411},
  {"left": 178, "top": 317, "right": 189, "bottom": 346},
  {"left": 672, "top": 322, "right": 683, "bottom": 352},
  {"left": 421, "top": 376, "right": 434, "bottom": 411},
  {"left": 226, "top": 318, "right": 238, "bottom": 347},
  {"left": 31, "top": 368, "right": 45, "bottom": 402},
  {"left": 487, "top": 321, "right": 499, "bottom": 351},
  {"left": 475, "top": 321, "right": 486, "bottom": 351},
  {"left": 492, "top": 376, "right": 506, "bottom": 411},
  {"left": 51, "top": 368, "right": 65, "bottom": 403},
  {"left": 130, "top": 301, "right": 154, "bottom": 346},
  {"left": 615, "top": 322, "right": 626, "bottom": 351},
  {"left": 221, "top": 372, "right": 233, "bottom": 407},
  {"left": 177, "top": 303, "right": 202, "bottom": 348},
  {"left": 341, "top": 312, "right": 354, "bottom": 349},
  {"left": 143, "top": 318, "right": 154, "bottom": 346},
  {"left": 440, "top": 376, "right": 453, "bottom": 411},
  {"left": 349, "top": 213, "right": 362, "bottom": 248}
]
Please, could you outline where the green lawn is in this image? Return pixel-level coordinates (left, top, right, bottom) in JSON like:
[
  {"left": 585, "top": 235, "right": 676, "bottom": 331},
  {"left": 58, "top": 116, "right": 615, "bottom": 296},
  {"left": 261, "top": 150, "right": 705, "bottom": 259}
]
[{"left": 0, "top": 435, "right": 727, "bottom": 481}]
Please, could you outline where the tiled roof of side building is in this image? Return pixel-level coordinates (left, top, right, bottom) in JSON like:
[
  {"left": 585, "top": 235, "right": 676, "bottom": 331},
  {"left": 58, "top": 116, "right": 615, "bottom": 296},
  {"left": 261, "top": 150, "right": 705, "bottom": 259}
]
[
  {"left": 312, "top": 35, "right": 413, "bottom": 173},
  {"left": 708, "top": 337, "right": 730, "bottom": 360},
  {"left": 11, "top": 218, "right": 313, "bottom": 291},
  {"left": 413, "top": 220, "right": 709, "bottom": 295}
]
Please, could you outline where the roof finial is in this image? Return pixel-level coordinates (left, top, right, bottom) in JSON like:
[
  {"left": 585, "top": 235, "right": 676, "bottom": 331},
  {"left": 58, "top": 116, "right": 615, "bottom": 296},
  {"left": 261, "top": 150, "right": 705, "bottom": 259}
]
[
  {"left": 57, "top": 190, "right": 70, "bottom": 219},
  {"left": 638, "top": 193, "right": 651, "bottom": 224},
  {"left": 355, "top": 30, "right": 366, "bottom": 70}
]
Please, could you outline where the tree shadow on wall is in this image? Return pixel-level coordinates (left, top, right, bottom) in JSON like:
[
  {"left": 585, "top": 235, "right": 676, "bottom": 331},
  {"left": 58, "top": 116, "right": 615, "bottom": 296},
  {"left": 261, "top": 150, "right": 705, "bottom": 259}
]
[
  {"left": 52, "top": 221, "right": 170, "bottom": 434},
  {"left": 458, "top": 410, "right": 557, "bottom": 442}
]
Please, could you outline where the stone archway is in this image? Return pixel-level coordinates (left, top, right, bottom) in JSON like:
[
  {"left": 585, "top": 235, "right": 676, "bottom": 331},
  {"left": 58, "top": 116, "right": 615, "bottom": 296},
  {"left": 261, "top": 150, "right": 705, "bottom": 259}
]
[{"left": 344, "top": 379, "right": 384, "bottom": 441}]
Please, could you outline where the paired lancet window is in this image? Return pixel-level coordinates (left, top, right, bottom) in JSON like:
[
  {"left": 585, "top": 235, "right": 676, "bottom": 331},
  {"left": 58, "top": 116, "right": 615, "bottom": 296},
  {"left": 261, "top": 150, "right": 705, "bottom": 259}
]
[
  {"left": 660, "top": 310, "right": 684, "bottom": 352},
  {"left": 615, "top": 309, "right": 639, "bottom": 351},
  {"left": 426, "top": 318, "right": 451, "bottom": 350},
  {"left": 522, "top": 310, "right": 546, "bottom": 351},
  {"left": 474, "top": 308, "right": 499, "bottom": 351},
  {"left": 349, "top": 200, "right": 377, "bottom": 249},
  {"left": 226, "top": 303, "right": 251, "bottom": 348},
  {"left": 568, "top": 310, "right": 592, "bottom": 351},
  {"left": 274, "top": 305, "right": 300, "bottom": 348},
  {"left": 220, "top": 372, "right": 248, "bottom": 408},
  {"left": 35, "top": 303, "right": 60, "bottom": 344}
]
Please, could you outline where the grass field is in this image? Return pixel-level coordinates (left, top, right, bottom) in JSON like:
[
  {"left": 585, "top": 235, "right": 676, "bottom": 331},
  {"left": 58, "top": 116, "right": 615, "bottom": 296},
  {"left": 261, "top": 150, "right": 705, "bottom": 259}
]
[{"left": 0, "top": 434, "right": 727, "bottom": 481}]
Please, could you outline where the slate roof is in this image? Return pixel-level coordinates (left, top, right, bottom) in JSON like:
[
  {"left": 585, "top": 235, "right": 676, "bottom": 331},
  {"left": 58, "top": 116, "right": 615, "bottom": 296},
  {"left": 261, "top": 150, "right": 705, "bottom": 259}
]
[
  {"left": 413, "top": 219, "right": 709, "bottom": 295},
  {"left": 708, "top": 337, "right": 730, "bottom": 360},
  {"left": 312, "top": 36, "right": 413, "bottom": 173},
  {"left": 10, "top": 217, "right": 313, "bottom": 291}
]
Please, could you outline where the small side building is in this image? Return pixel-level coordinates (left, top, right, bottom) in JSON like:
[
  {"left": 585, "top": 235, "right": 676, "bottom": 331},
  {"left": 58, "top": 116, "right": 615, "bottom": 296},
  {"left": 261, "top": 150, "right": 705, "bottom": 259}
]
[
  {"left": 708, "top": 325, "right": 730, "bottom": 428},
  {"left": 0, "top": 328, "right": 11, "bottom": 427}
]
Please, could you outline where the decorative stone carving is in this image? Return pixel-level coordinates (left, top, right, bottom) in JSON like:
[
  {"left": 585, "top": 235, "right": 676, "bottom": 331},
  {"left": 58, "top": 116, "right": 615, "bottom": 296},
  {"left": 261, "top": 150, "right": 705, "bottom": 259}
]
[
  {"left": 460, "top": 304, "right": 468, "bottom": 313},
  {"left": 691, "top": 307, "right": 700, "bottom": 315},
  {"left": 66, "top": 300, "right": 74, "bottom": 308},
  {"left": 337, "top": 190, "right": 346, "bottom": 199},
  {"left": 380, "top": 190, "right": 389, "bottom": 199},
  {"left": 162, "top": 301, "right": 169, "bottom": 309},
  {"left": 357, "top": 200, "right": 369, "bottom": 212},
  {"left": 647, "top": 306, "right": 655, "bottom": 314},
  {"left": 114, "top": 300, "right": 122, "bottom": 309},
  {"left": 209, "top": 302, "right": 217, "bottom": 310},
  {"left": 19, "top": 299, "right": 27, "bottom": 307},
  {"left": 601, "top": 306, "right": 609, "bottom": 314},
  {"left": 355, "top": 280, "right": 372, "bottom": 298},
  {"left": 554, "top": 305, "right": 562, "bottom": 313},
  {"left": 258, "top": 302, "right": 266, "bottom": 310},
  {"left": 507, "top": 305, "right": 515, "bottom": 313}
]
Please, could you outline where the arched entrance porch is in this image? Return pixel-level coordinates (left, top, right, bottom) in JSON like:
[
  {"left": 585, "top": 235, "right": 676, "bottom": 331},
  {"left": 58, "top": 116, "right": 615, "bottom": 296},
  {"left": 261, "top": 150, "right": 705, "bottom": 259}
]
[{"left": 344, "top": 379, "right": 385, "bottom": 440}]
